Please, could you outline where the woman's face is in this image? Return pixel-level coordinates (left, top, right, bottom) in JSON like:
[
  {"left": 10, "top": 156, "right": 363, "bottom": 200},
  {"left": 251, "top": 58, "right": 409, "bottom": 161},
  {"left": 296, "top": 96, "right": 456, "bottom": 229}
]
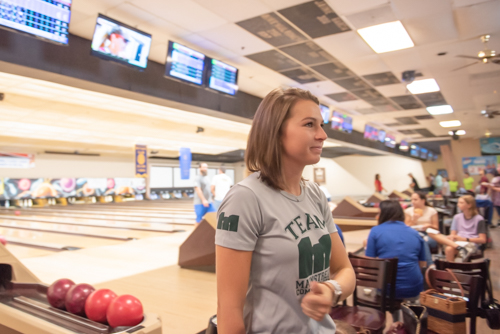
[
  {"left": 457, "top": 198, "right": 470, "bottom": 213},
  {"left": 411, "top": 193, "right": 425, "bottom": 208},
  {"left": 281, "top": 99, "right": 327, "bottom": 167}
]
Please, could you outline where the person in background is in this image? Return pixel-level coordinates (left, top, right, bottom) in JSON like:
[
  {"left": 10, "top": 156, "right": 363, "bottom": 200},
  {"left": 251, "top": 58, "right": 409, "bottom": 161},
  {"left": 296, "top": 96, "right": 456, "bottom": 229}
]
[
  {"left": 427, "top": 173, "right": 435, "bottom": 193},
  {"left": 211, "top": 166, "right": 233, "bottom": 211},
  {"left": 442, "top": 177, "right": 451, "bottom": 205},
  {"left": 427, "top": 195, "right": 487, "bottom": 261},
  {"left": 434, "top": 173, "right": 443, "bottom": 194},
  {"left": 484, "top": 166, "right": 500, "bottom": 227},
  {"left": 479, "top": 169, "right": 490, "bottom": 195},
  {"left": 374, "top": 174, "right": 387, "bottom": 194},
  {"left": 193, "top": 163, "right": 215, "bottom": 223},
  {"left": 318, "top": 183, "right": 332, "bottom": 202},
  {"left": 366, "top": 200, "right": 427, "bottom": 321},
  {"left": 408, "top": 173, "right": 420, "bottom": 191},
  {"left": 463, "top": 172, "right": 475, "bottom": 192},
  {"left": 449, "top": 177, "right": 459, "bottom": 197},
  {"left": 405, "top": 192, "right": 439, "bottom": 264}
]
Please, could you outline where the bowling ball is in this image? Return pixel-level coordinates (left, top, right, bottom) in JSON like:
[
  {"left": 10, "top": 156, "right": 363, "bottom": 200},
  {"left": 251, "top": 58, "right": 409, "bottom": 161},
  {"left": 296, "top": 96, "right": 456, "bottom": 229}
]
[
  {"left": 47, "top": 278, "right": 75, "bottom": 309},
  {"left": 107, "top": 295, "right": 143, "bottom": 328},
  {"left": 85, "top": 289, "right": 117, "bottom": 323},
  {"left": 14, "top": 211, "right": 20, "bottom": 216},
  {"left": 65, "top": 283, "right": 95, "bottom": 316},
  {"left": 0, "top": 235, "right": 6, "bottom": 246},
  {"left": 18, "top": 178, "right": 31, "bottom": 191},
  {"left": 60, "top": 178, "right": 76, "bottom": 193},
  {"left": 107, "top": 178, "right": 115, "bottom": 189}
]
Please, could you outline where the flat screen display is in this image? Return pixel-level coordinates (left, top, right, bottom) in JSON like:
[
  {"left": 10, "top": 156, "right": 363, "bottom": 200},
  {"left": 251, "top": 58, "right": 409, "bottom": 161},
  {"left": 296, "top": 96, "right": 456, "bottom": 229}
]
[
  {"left": 420, "top": 148, "right": 428, "bottom": 160},
  {"left": 331, "top": 111, "right": 343, "bottom": 131},
  {"left": 207, "top": 58, "right": 238, "bottom": 95},
  {"left": 399, "top": 140, "right": 409, "bottom": 152},
  {"left": 91, "top": 14, "right": 151, "bottom": 69},
  {"left": 378, "top": 130, "right": 386, "bottom": 143},
  {"left": 364, "top": 124, "right": 378, "bottom": 141},
  {"left": 410, "top": 145, "right": 420, "bottom": 157},
  {"left": 319, "top": 104, "right": 330, "bottom": 124},
  {"left": 166, "top": 41, "right": 206, "bottom": 85},
  {"left": 342, "top": 115, "right": 353, "bottom": 133},
  {"left": 0, "top": 0, "right": 71, "bottom": 44},
  {"left": 385, "top": 134, "right": 396, "bottom": 148}
]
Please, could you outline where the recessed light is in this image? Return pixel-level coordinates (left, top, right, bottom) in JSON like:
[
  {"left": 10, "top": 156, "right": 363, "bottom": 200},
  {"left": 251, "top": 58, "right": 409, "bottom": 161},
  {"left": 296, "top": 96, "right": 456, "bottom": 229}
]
[
  {"left": 357, "top": 21, "right": 414, "bottom": 54},
  {"left": 407, "top": 79, "right": 440, "bottom": 94},
  {"left": 427, "top": 105, "right": 453, "bottom": 115},
  {"left": 448, "top": 130, "right": 466, "bottom": 136},
  {"left": 439, "top": 120, "right": 461, "bottom": 127}
]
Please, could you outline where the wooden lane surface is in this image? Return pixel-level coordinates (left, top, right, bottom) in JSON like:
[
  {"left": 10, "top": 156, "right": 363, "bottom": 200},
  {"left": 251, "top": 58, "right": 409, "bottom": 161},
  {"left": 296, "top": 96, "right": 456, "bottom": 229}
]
[
  {"left": 4, "top": 244, "right": 56, "bottom": 259},
  {"left": 0, "top": 227, "right": 124, "bottom": 249},
  {"left": 0, "top": 215, "right": 184, "bottom": 234},
  {"left": 0, "top": 218, "right": 180, "bottom": 240},
  {"left": 39, "top": 205, "right": 196, "bottom": 216},
  {"left": 57, "top": 204, "right": 195, "bottom": 213},
  {"left": 0, "top": 210, "right": 195, "bottom": 226}
]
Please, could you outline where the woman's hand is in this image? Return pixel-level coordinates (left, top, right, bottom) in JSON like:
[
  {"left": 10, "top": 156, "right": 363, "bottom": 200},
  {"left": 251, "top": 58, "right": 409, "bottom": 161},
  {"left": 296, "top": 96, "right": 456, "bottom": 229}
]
[{"left": 301, "top": 281, "right": 333, "bottom": 321}]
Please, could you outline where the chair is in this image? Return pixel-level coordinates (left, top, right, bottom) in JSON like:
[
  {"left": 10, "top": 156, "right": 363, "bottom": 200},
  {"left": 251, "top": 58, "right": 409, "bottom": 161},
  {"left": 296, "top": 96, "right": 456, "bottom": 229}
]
[
  {"left": 434, "top": 258, "right": 490, "bottom": 304},
  {"left": 426, "top": 268, "right": 483, "bottom": 334},
  {"left": 329, "top": 256, "right": 389, "bottom": 334}
]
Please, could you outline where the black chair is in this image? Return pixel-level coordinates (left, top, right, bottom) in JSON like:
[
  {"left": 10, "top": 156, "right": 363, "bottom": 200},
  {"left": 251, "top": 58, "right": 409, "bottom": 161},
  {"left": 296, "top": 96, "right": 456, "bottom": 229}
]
[
  {"left": 329, "top": 256, "right": 389, "bottom": 334},
  {"left": 426, "top": 268, "right": 483, "bottom": 334}
]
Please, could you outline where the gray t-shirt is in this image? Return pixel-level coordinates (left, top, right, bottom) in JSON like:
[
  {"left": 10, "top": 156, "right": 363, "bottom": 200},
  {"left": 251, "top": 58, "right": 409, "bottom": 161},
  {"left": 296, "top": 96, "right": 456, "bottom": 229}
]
[
  {"left": 193, "top": 174, "right": 212, "bottom": 205},
  {"left": 215, "top": 173, "right": 338, "bottom": 334}
]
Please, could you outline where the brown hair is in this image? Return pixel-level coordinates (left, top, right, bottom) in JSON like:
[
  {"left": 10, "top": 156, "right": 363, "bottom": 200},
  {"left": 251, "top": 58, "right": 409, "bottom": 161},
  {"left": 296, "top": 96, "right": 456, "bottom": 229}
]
[
  {"left": 460, "top": 195, "right": 479, "bottom": 216},
  {"left": 245, "top": 87, "right": 319, "bottom": 190},
  {"left": 378, "top": 200, "right": 405, "bottom": 225},
  {"left": 414, "top": 191, "right": 431, "bottom": 207}
]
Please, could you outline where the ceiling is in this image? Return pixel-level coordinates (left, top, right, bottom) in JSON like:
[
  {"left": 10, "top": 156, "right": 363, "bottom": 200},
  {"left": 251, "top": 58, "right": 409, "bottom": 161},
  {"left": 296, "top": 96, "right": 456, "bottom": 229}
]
[{"left": 2, "top": 0, "right": 500, "bottom": 158}]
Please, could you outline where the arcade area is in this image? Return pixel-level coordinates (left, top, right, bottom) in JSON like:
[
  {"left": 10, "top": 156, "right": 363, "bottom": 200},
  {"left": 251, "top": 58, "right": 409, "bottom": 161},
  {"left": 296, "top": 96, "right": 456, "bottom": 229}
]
[{"left": 1, "top": 0, "right": 500, "bottom": 333}]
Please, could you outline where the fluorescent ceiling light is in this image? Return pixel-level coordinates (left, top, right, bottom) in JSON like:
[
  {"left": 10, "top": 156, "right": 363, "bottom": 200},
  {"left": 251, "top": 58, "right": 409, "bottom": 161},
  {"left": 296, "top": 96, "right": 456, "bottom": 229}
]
[
  {"left": 407, "top": 79, "right": 440, "bottom": 94},
  {"left": 448, "top": 130, "right": 466, "bottom": 136},
  {"left": 357, "top": 21, "right": 414, "bottom": 53},
  {"left": 439, "top": 120, "right": 461, "bottom": 128},
  {"left": 411, "top": 145, "right": 417, "bottom": 149},
  {"left": 427, "top": 105, "right": 453, "bottom": 115}
]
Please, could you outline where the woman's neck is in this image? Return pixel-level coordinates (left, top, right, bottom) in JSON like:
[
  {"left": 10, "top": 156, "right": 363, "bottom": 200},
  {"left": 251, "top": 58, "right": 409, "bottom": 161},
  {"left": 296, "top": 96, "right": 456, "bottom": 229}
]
[
  {"left": 463, "top": 211, "right": 473, "bottom": 219},
  {"left": 281, "top": 159, "right": 305, "bottom": 196}
]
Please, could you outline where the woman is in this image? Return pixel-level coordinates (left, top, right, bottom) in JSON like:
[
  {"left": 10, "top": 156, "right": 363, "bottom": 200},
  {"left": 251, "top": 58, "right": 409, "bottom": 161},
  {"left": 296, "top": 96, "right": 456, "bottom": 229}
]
[
  {"left": 216, "top": 88, "right": 355, "bottom": 334},
  {"left": 427, "top": 195, "right": 487, "bottom": 261},
  {"left": 484, "top": 166, "right": 500, "bottom": 227},
  {"left": 374, "top": 174, "right": 387, "bottom": 194},
  {"left": 479, "top": 170, "right": 489, "bottom": 195},
  {"left": 366, "top": 200, "right": 427, "bottom": 319}
]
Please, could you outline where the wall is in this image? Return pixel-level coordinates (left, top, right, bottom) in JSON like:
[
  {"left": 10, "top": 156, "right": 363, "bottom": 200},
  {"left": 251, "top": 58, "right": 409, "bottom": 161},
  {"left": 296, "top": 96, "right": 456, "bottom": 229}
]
[
  {"left": 422, "top": 155, "right": 446, "bottom": 178},
  {"left": 450, "top": 138, "right": 484, "bottom": 185},
  {"left": 303, "top": 154, "right": 426, "bottom": 200}
]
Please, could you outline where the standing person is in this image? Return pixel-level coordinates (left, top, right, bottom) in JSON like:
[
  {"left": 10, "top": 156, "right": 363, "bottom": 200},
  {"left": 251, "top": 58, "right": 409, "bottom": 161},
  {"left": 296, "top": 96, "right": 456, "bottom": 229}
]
[
  {"left": 193, "top": 163, "right": 215, "bottom": 223},
  {"left": 479, "top": 170, "right": 490, "bottom": 195},
  {"left": 211, "top": 166, "right": 233, "bottom": 211},
  {"left": 215, "top": 88, "right": 355, "bottom": 334},
  {"left": 442, "top": 177, "right": 451, "bottom": 205},
  {"left": 427, "top": 173, "right": 435, "bottom": 193},
  {"left": 408, "top": 173, "right": 420, "bottom": 191},
  {"left": 374, "top": 174, "right": 387, "bottom": 193},
  {"left": 463, "top": 172, "right": 475, "bottom": 192},
  {"left": 366, "top": 200, "right": 427, "bottom": 321},
  {"left": 484, "top": 166, "right": 500, "bottom": 227},
  {"left": 434, "top": 173, "right": 443, "bottom": 194},
  {"left": 449, "top": 177, "right": 459, "bottom": 197}
]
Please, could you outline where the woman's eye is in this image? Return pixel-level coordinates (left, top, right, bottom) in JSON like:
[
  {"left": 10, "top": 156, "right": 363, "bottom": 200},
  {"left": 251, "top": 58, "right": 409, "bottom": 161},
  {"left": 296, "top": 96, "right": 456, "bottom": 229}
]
[
  {"left": 320, "top": 123, "right": 324, "bottom": 128},
  {"left": 305, "top": 122, "right": 313, "bottom": 127}
]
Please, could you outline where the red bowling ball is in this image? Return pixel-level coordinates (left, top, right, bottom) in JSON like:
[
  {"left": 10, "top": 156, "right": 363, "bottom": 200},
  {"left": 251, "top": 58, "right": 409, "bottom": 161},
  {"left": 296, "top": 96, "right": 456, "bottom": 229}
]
[
  {"left": 47, "top": 278, "right": 75, "bottom": 309},
  {"left": 85, "top": 289, "right": 117, "bottom": 323},
  {"left": 107, "top": 295, "right": 143, "bottom": 328},
  {"left": 0, "top": 235, "right": 6, "bottom": 246},
  {"left": 65, "top": 283, "right": 95, "bottom": 316},
  {"left": 14, "top": 210, "right": 20, "bottom": 216}
]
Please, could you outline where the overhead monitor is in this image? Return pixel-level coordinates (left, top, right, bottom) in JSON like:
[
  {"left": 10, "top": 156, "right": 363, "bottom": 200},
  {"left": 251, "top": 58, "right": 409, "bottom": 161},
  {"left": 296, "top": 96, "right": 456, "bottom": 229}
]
[
  {"left": 207, "top": 58, "right": 238, "bottom": 95},
  {"left": 364, "top": 124, "right": 378, "bottom": 141},
  {"left": 342, "top": 115, "right": 353, "bottom": 133},
  {"left": 378, "top": 130, "right": 386, "bottom": 143},
  {"left": 91, "top": 14, "right": 152, "bottom": 69},
  {"left": 420, "top": 148, "right": 428, "bottom": 160},
  {"left": 319, "top": 104, "right": 330, "bottom": 124},
  {"left": 410, "top": 144, "right": 420, "bottom": 157},
  {"left": 0, "top": 0, "right": 71, "bottom": 45},
  {"left": 165, "top": 41, "right": 206, "bottom": 85},
  {"left": 331, "top": 111, "right": 343, "bottom": 131},
  {"left": 399, "top": 140, "right": 409, "bottom": 152},
  {"left": 432, "top": 153, "right": 438, "bottom": 161},
  {"left": 385, "top": 134, "right": 396, "bottom": 148}
]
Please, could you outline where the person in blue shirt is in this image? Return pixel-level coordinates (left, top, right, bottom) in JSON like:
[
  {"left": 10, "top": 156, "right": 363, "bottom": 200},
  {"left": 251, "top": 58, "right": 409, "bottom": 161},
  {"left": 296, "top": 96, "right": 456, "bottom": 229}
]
[{"left": 365, "top": 200, "right": 427, "bottom": 321}]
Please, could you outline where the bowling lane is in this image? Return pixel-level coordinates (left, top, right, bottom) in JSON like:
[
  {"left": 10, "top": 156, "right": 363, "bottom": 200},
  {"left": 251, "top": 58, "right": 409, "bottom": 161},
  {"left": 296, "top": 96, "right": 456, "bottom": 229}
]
[
  {"left": 0, "top": 218, "right": 183, "bottom": 240},
  {"left": 4, "top": 244, "right": 55, "bottom": 258},
  {"left": 0, "top": 227, "right": 125, "bottom": 249}
]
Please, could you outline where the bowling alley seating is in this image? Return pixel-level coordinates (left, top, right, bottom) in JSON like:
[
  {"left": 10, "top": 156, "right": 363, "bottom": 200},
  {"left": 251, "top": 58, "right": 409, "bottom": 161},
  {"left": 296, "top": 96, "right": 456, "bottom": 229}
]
[
  {"left": 388, "top": 190, "right": 411, "bottom": 201},
  {"left": 178, "top": 212, "right": 217, "bottom": 271},
  {"left": 426, "top": 268, "right": 483, "bottom": 334},
  {"left": 402, "top": 188, "right": 414, "bottom": 197},
  {"left": 365, "top": 192, "right": 386, "bottom": 204},
  {"left": 331, "top": 197, "right": 379, "bottom": 219},
  {"left": 329, "top": 255, "right": 392, "bottom": 334}
]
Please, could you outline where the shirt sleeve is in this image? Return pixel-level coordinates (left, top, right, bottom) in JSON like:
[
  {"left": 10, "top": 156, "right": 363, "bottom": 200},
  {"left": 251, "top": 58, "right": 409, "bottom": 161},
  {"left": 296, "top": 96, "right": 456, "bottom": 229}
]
[
  {"left": 450, "top": 215, "right": 458, "bottom": 232},
  {"left": 211, "top": 175, "right": 217, "bottom": 186},
  {"left": 319, "top": 184, "right": 337, "bottom": 234},
  {"left": 365, "top": 230, "right": 377, "bottom": 257},
  {"left": 215, "top": 185, "right": 262, "bottom": 251},
  {"left": 418, "top": 236, "right": 427, "bottom": 261},
  {"left": 194, "top": 175, "right": 201, "bottom": 188},
  {"left": 477, "top": 220, "right": 487, "bottom": 235}
]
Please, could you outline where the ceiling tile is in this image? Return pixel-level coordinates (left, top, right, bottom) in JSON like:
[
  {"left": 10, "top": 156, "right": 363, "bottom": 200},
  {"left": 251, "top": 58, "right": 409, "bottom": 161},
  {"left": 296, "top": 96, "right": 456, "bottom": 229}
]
[
  {"left": 181, "top": 34, "right": 239, "bottom": 60},
  {"left": 236, "top": 13, "right": 307, "bottom": 47},
  {"left": 279, "top": 68, "right": 324, "bottom": 84},
  {"left": 325, "top": 0, "right": 390, "bottom": 16},
  {"left": 395, "top": 117, "right": 419, "bottom": 125},
  {"left": 315, "top": 31, "right": 375, "bottom": 63},
  {"left": 378, "top": 47, "right": 425, "bottom": 76},
  {"left": 356, "top": 108, "right": 379, "bottom": 115},
  {"left": 279, "top": 42, "right": 336, "bottom": 66},
  {"left": 340, "top": 54, "right": 391, "bottom": 76},
  {"left": 415, "top": 91, "right": 448, "bottom": 107},
  {"left": 259, "top": 0, "right": 310, "bottom": 11},
  {"left": 326, "top": 92, "right": 358, "bottom": 102},
  {"left": 414, "top": 114, "right": 434, "bottom": 120},
  {"left": 345, "top": 3, "right": 397, "bottom": 30},
  {"left": 106, "top": 3, "right": 158, "bottom": 27},
  {"left": 454, "top": 0, "right": 500, "bottom": 39},
  {"left": 362, "top": 72, "right": 400, "bottom": 86},
  {"left": 246, "top": 50, "right": 301, "bottom": 71},
  {"left": 385, "top": 122, "right": 401, "bottom": 126},
  {"left": 197, "top": 23, "right": 273, "bottom": 56},
  {"left": 403, "top": 12, "right": 458, "bottom": 45},
  {"left": 399, "top": 129, "right": 419, "bottom": 134},
  {"left": 391, "top": 0, "right": 453, "bottom": 20},
  {"left": 373, "top": 103, "right": 402, "bottom": 112},
  {"left": 390, "top": 95, "right": 425, "bottom": 109},
  {"left": 310, "top": 61, "right": 356, "bottom": 80},
  {"left": 334, "top": 100, "right": 373, "bottom": 110},
  {"left": 278, "top": 0, "right": 350, "bottom": 39},
  {"left": 452, "top": 0, "right": 491, "bottom": 7},
  {"left": 302, "top": 80, "right": 346, "bottom": 95},
  {"left": 71, "top": 0, "right": 124, "bottom": 16},
  {"left": 351, "top": 88, "right": 383, "bottom": 101},
  {"left": 333, "top": 77, "right": 372, "bottom": 91},
  {"left": 414, "top": 128, "right": 436, "bottom": 137},
  {"left": 376, "top": 83, "right": 409, "bottom": 97},
  {"left": 192, "top": 0, "right": 273, "bottom": 23}
]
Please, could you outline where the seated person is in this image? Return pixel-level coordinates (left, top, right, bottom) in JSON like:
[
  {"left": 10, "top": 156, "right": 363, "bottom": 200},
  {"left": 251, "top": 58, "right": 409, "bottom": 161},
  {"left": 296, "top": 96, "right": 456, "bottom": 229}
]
[
  {"left": 404, "top": 192, "right": 439, "bottom": 264},
  {"left": 366, "top": 200, "right": 427, "bottom": 320},
  {"left": 427, "top": 195, "right": 487, "bottom": 261}
]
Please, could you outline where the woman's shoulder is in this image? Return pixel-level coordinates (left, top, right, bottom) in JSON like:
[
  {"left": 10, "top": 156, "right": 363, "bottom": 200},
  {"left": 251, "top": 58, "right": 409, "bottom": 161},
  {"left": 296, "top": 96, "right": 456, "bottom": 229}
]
[
  {"left": 404, "top": 206, "right": 413, "bottom": 214},
  {"left": 426, "top": 206, "right": 438, "bottom": 214}
]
